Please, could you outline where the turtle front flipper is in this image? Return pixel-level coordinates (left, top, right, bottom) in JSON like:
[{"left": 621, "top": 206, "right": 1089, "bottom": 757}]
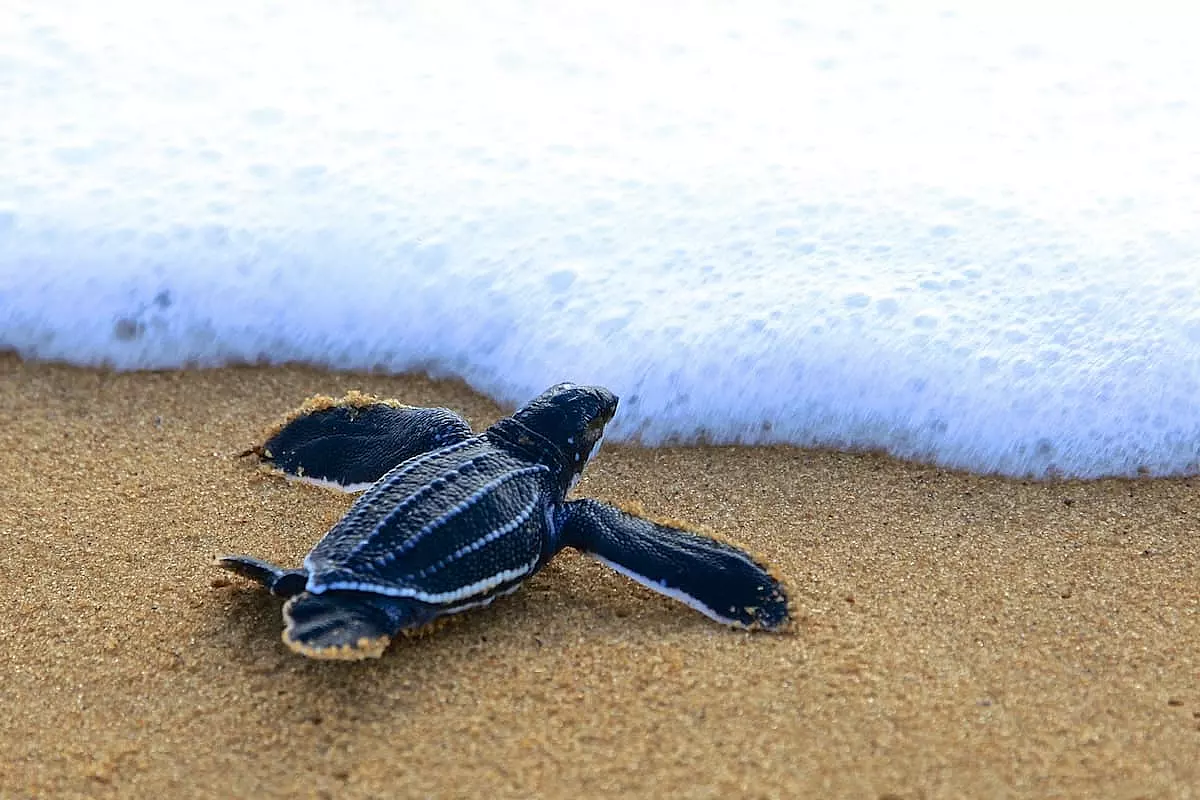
[
  {"left": 253, "top": 393, "right": 474, "bottom": 491},
  {"left": 282, "top": 591, "right": 436, "bottom": 660},
  {"left": 557, "top": 499, "right": 792, "bottom": 631},
  {"left": 217, "top": 555, "right": 308, "bottom": 597}
]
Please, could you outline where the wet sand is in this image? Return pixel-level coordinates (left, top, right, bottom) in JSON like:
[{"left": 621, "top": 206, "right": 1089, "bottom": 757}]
[{"left": 2, "top": 352, "right": 1197, "bottom": 799}]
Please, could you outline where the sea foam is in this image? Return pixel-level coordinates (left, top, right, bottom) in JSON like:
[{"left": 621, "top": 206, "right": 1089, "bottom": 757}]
[{"left": 3, "top": 1, "right": 1200, "bottom": 478}]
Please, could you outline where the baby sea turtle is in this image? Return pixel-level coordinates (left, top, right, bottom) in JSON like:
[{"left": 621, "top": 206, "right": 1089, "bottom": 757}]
[{"left": 218, "top": 383, "right": 791, "bottom": 659}]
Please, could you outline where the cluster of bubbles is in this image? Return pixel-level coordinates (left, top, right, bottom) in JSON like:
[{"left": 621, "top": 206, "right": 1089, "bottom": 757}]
[{"left": 4, "top": 1, "right": 1200, "bottom": 478}]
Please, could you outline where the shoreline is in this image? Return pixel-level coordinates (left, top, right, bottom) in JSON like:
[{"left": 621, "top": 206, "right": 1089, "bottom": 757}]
[{"left": 3, "top": 353, "right": 1197, "bottom": 798}]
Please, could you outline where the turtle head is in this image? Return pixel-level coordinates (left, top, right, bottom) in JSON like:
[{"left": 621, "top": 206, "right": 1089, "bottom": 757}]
[{"left": 504, "top": 383, "right": 618, "bottom": 493}]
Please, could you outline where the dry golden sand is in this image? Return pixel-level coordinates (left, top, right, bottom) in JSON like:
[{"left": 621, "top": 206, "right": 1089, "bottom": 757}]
[{"left": 2, "top": 352, "right": 1198, "bottom": 799}]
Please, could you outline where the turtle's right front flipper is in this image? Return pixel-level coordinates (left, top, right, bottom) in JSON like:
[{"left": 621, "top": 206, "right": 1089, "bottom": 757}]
[
  {"left": 252, "top": 392, "right": 474, "bottom": 491},
  {"left": 557, "top": 499, "right": 792, "bottom": 631}
]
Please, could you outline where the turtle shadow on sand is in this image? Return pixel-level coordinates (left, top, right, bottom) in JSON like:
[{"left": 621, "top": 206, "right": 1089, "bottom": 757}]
[
  {"left": 207, "top": 582, "right": 519, "bottom": 721},
  {"left": 204, "top": 552, "right": 771, "bottom": 731},
  {"left": 209, "top": 584, "right": 290, "bottom": 655},
  {"left": 214, "top": 383, "right": 793, "bottom": 663}
]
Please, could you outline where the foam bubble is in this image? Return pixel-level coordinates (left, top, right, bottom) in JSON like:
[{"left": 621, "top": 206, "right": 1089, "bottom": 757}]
[{"left": 2, "top": 1, "right": 1200, "bottom": 478}]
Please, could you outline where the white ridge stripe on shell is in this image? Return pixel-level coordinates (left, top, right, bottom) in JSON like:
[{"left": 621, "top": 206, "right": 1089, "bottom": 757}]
[
  {"left": 370, "top": 464, "right": 550, "bottom": 565},
  {"left": 589, "top": 553, "right": 754, "bottom": 629},
  {"left": 318, "top": 555, "right": 541, "bottom": 604},
  {"left": 339, "top": 443, "right": 486, "bottom": 561},
  {"left": 412, "top": 494, "right": 541, "bottom": 578},
  {"left": 341, "top": 437, "right": 477, "bottom": 525},
  {"left": 435, "top": 581, "right": 526, "bottom": 616},
  {"left": 371, "top": 435, "right": 477, "bottom": 494}
]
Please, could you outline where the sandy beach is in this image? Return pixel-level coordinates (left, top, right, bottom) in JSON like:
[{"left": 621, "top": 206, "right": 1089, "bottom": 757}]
[{"left": 2, "top": 351, "right": 1197, "bottom": 799}]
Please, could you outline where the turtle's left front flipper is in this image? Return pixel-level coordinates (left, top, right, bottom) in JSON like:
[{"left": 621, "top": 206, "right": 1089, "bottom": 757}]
[
  {"left": 253, "top": 393, "right": 474, "bottom": 491},
  {"left": 557, "top": 499, "right": 792, "bottom": 631}
]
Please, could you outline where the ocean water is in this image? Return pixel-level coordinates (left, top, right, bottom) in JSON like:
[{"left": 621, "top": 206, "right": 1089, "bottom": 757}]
[{"left": 3, "top": 1, "right": 1200, "bottom": 479}]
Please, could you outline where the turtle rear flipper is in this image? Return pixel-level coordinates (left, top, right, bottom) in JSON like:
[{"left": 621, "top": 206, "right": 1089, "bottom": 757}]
[
  {"left": 282, "top": 592, "right": 436, "bottom": 660},
  {"left": 558, "top": 499, "right": 792, "bottom": 631},
  {"left": 254, "top": 394, "right": 474, "bottom": 491},
  {"left": 217, "top": 555, "right": 308, "bottom": 597}
]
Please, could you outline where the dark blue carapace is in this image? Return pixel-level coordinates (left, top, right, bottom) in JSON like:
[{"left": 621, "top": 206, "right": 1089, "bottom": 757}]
[{"left": 218, "top": 383, "right": 791, "bottom": 659}]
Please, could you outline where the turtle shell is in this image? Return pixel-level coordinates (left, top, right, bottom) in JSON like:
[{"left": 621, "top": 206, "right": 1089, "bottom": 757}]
[{"left": 304, "top": 436, "right": 558, "bottom": 608}]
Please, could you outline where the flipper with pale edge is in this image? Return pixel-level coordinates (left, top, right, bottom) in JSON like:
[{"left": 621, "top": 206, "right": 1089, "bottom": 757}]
[
  {"left": 557, "top": 499, "right": 791, "bottom": 631},
  {"left": 255, "top": 394, "right": 473, "bottom": 490}
]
